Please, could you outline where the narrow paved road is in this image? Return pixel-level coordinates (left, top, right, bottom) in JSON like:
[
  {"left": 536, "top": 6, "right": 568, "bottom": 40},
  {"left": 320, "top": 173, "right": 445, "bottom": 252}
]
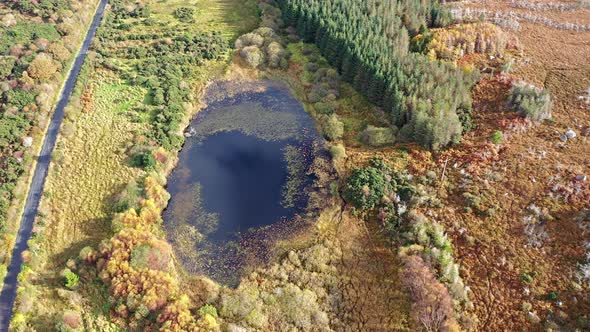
[{"left": 0, "top": 0, "right": 108, "bottom": 330}]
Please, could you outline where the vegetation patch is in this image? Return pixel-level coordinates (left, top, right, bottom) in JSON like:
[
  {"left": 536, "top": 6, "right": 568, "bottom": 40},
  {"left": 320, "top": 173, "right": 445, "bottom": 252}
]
[{"left": 508, "top": 81, "right": 552, "bottom": 122}]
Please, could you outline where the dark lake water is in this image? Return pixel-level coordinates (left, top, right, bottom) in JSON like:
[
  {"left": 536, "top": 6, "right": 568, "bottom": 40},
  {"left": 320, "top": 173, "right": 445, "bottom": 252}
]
[{"left": 163, "top": 80, "right": 321, "bottom": 285}]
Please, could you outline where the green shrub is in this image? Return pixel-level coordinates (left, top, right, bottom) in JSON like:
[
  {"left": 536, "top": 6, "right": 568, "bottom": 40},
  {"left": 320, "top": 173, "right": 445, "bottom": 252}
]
[
  {"left": 508, "top": 82, "right": 552, "bottom": 122},
  {"left": 361, "top": 125, "right": 397, "bottom": 147},
  {"left": 6, "top": 0, "right": 70, "bottom": 18},
  {"left": 0, "top": 56, "right": 16, "bottom": 79},
  {"left": 0, "top": 22, "right": 60, "bottom": 54},
  {"left": 329, "top": 144, "right": 346, "bottom": 161},
  {"left": 198, "top": 304, "right": 218, "bottom": 318},
  {"left": 520, "top": 272, "right": 534, "bottom": 284},
  {"left": 63, "top": 269, "right": 79, "bottom": 289},
  {"left": 131, "top": 151, "right": 156, "bottom": 170},
  {"left": 173, "top": 7, "right": 195, "bottom": 23},
  {"left": 490, "top": 130, "right": 503, "bottom": 144},
  {"left": 343, "top": 159, "right": 392, "bottom": 210},
  {"left": 546, "top": 291, "right": 558, "bottom": 301},
  {"left": 4, "top": 89, "right": 37, "bottom": 108},
  {"left": 314, "top": 102, "right": 334, "bottom": 115},
  {"left": 320, "top": 114, "right": 343, "bottom": 141}
]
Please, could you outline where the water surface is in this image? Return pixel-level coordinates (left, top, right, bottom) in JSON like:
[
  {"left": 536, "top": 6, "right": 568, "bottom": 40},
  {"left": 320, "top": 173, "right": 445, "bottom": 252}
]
[{"left": 163, "top": 80, "right": 320, "bottom": 285}]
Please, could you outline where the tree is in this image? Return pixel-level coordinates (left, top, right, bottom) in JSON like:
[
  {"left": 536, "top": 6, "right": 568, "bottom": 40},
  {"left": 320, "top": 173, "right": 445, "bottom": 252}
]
[
  {"left": 274, "top": 0, "right": 474, "bottom": 149},
  {"left": 27, "top": 53, "right": 59, "bottom": 82},
  {"left": 401, "top": 255, "right": 458, "bottom": 332}
]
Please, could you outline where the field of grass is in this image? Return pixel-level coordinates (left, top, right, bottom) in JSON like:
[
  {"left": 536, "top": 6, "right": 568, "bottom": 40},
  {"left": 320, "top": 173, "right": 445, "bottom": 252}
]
[
  {"left": 148, "top": 0, "right": 258, "bottom": 39},
  {"left": 42, "top": 74, "right": 146, "bottom": 261}
]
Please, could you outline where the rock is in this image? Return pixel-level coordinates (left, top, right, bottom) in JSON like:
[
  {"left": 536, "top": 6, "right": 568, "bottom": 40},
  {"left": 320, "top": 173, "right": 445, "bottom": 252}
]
[
  {"left": 575, "top": 175, "right": 587, "bottom": 182},
  {"left": 559, "top": 134, "right": 568, "bottom": 142},
  {"left": 565, "top": 129, "right": 577, "bottom": 139},
  {"left": 184, "top": 127, "right": 197, "bottom": 137},
  {"left": 581, "top": 126, "right": 590, "bottom": 136},
  {"left": 23, "top": 136, "right": 33, "bottom": 148}
]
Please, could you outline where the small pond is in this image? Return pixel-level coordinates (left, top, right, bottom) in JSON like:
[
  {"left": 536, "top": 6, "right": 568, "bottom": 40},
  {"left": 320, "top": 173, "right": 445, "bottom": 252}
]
[{"left": 163, "top": 80, "right": 322, "bottom": 286}]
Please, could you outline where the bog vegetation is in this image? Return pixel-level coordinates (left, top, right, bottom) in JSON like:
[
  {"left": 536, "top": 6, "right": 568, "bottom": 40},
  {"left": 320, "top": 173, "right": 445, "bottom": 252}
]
[{"left": 342, "top": 158, "right": 477, "bottom": 330}]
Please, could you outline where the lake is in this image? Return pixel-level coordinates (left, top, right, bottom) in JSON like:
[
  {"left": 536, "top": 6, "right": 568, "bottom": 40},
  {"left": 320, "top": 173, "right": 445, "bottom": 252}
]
[{"left": 163, "top": 80, "right": 322, "bottom": 285}]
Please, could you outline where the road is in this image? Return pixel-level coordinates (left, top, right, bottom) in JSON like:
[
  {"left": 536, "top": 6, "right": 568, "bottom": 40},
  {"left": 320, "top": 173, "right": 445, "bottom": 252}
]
[{"left": 0, "top": 0, "right": 108, "bottom": 330}]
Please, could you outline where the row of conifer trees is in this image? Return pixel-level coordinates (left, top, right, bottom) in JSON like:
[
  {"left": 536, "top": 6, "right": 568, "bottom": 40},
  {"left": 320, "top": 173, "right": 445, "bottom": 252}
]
[{"left": 276, "top": 0, "right": 476, "bottom": 149}]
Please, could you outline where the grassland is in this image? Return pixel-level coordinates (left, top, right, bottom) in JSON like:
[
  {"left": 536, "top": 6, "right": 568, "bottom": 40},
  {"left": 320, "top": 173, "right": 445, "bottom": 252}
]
[{"left": 41, "top": 73, "right": 146, "bottom": 261}]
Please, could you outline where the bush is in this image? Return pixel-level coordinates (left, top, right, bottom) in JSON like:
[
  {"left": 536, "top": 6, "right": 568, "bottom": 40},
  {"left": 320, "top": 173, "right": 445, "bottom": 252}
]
[
  {"left": 198, "top": 304, "right": 218, "bottom": 318},
  {"left": 63, "top": 269, "right": 79, "bottom": 289},
  {"left": 314, "top": 102, "right": 334, "bottom": 115},
  {"left": 361, "top": 125, "right": 397, "bottom": 147},
  {"left": 235, "top": 33, "right": 264, "bottom": 49},
  {"left": 173, "top": 7, "right": 195, "bottom": 23},
  {"left": 0, "top": 56, "right": 16, "bottom": 79},
  {"left": 27, "top": 53, "right": 60, "bottom": 82},
  {"left": 265, "top": 41, "right": 285, "bottom": 68},
  {"left": 5, "top": 89, "right": 37, "bottom": 108},
  {"left": 240, "top": 46, "right": 265, "bottom": 68},
  {"left": 130, "top": 241, "right": 172, "bottom": 271},
  {"left": 131, "top": 150, "right": 156, "bottom": 170},
  {"left": 490, "top": 130, "right": 503, "bottom": 144},
  {"left": 55, "top": 310, "right": 82, "bottom": 332},
  {"left": 343, "top": 160, "right": 392, "bottom": 210},
  {"left": 401, "top": 255, "right": 458, "bottom": 332},
  {"left": 329, "top": 144, "right": 346, "bottom": 161},
  {"left": 508, "top": 82, "right": 552, "bottom": 122},
  {"left": 546, "top": 291, "right": 558, "bottom": 301},
  {"left": 320, "top": 114, "right": 343, "bottom": 141}
]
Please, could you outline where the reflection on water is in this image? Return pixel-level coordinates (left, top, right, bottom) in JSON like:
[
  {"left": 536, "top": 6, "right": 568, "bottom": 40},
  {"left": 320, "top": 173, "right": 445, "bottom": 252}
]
[{"left": 163, "top": 80, "right": 321, "bottom": 286}]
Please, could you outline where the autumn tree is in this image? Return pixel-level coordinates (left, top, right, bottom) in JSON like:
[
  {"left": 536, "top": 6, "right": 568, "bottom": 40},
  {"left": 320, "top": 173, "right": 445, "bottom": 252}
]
[
  {"left": 27, "top": 53, "right": 60, "bottom": 82},
  {"left": 401, "top": 255, "right": 459, "bottom": 332}
]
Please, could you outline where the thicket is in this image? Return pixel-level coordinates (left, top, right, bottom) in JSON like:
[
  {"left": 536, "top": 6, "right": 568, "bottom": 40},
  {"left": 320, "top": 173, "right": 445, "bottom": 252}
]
[
  {"left": 95, "top": 2, "right": 228, "bottom": 149},
  {"left": 401, "top": 255, "right": 458, "bottom": 332},
  {"left": 235, "top": 27, "right": 288, "bottom": 69},
  {"left": 275, "top": 0, "right": 477, "bottom": 149},
  {"left": 4, "top": 0, "right": 71, "bottom": 19},
  {"left": 361, "top": 125, "right": 397, "bottom": 147},
  {"left": 508, "top": 82, "right": 552, "bottom": 122},
  {"left": 343, "top": 158, "right": 413, "bottom": 218},
  {"left": 425, "top": 23, "right": 508, "bottom": 61}
]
